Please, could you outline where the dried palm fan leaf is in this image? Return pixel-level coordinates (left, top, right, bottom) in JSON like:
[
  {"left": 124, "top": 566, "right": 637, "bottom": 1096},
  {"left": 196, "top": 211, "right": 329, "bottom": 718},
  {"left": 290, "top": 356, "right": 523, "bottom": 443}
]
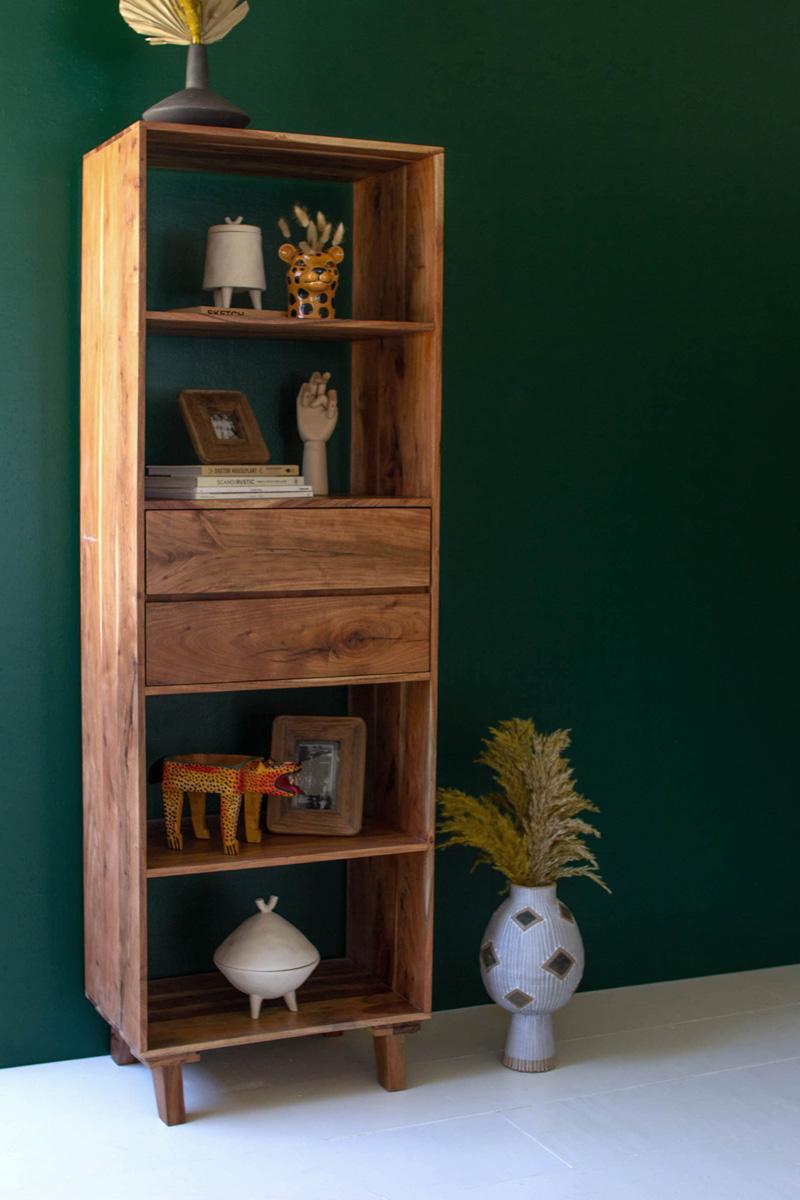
[
  {"left": 203, "top": 0, "right": 250, "bottom": 44},
  {"left": 119, "top": 0, "right": 192, "bottom": 44},
  {"left": 119, "top": 0, "right": 249, "bottom": 45}
]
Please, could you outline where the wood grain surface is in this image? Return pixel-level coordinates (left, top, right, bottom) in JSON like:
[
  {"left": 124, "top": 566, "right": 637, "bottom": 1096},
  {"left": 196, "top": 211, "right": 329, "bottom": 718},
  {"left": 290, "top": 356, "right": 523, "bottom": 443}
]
[
  {"left": 146, "top": 815, "right": 429, "bottom": 877},
  {"left": 81, "top": 124, "right": 148, "bottom": 1056},
  {"left": 145, "top": 960, "right": 428, "bottom": 1056},
  {"left": 146, "top": 509, "right": 431, "bottom": 596},
  {"left": 142, "top": 121, "right": 443, "bottom": 179},
  {"left": 346, "top": 153, "right": 442, "bottom": 1020},
  {"left": 144, "top": 496, "right": 433, "bottom": 511},
  {"left": 372, "top": 1028, "right": 407, "bottom": 1091},
  {"left": 147, "top": 311, "right": 434, "bottom": 339},
  {"left": 145, "top": 594, "right": 430, "bottom": 686}
]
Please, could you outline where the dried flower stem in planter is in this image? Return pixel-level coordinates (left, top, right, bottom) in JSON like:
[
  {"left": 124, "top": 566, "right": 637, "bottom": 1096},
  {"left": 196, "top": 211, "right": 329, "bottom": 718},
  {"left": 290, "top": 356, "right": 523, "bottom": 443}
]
[{"left": 278, "top": 206, "right": 345, "bottom": 257}]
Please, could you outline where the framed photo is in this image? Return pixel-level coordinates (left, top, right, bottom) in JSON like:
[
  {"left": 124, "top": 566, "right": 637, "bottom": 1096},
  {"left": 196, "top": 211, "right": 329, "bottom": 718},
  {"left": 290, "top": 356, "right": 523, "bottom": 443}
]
[
  {"left": 268, "top": 716, "right": 366, "bottom": 836},
  {"left": 178, "top": 389, "right": 270, "bottom": 464}
]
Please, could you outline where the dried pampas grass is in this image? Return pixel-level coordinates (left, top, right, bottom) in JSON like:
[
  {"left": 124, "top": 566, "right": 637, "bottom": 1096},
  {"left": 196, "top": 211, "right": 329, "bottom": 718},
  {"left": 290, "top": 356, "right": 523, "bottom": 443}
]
[{"left": 438, "top": 718, "right": 610, "bottom": 892}]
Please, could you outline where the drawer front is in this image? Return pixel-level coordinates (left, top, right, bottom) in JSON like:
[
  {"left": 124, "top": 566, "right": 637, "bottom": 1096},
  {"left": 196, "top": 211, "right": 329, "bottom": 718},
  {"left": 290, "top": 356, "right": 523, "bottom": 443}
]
[
  {"left": 146, "top": 509, "right": 431, "bottom": 596},
  {"left": 145, "top": 594, "right": 431, "bottom": 686}
]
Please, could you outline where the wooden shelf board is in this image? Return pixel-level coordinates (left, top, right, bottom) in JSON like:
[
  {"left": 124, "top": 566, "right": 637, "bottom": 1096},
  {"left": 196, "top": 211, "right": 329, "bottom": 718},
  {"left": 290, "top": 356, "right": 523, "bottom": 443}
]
[
  {"left": 144, "top": 496, "right": 433, "bottom": 511},
  {"left": 144, "top": 959, "right": 427, "bottom": 1058},
  {"left": 147, "top": 816, "right": 430, "bottom": 877},
  {"left": 147, "top": 311, "right": 435, "bottom": 340},
  {"left": 139, "top": 122, "right": 443, "bottom": 180},
  {"left": 144, "top": 670, "right": 431, "bottom": 696}
]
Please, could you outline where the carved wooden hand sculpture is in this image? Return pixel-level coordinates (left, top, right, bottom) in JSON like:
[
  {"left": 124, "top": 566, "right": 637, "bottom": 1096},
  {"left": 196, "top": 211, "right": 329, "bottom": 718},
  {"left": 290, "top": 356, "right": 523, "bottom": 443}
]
[{"left": 297, "top": 371, "right": 338, "bottom": 495}]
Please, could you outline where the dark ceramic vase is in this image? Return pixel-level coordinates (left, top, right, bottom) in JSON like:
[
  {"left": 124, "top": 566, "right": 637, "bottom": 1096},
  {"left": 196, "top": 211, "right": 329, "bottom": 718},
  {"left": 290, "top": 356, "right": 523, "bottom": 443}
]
[{"left": 143, "top": 45, "right": 250, "bottom": 128}]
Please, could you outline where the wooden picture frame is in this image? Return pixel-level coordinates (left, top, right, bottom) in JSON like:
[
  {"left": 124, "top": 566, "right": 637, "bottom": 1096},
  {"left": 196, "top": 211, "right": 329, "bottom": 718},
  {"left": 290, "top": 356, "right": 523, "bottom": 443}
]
[
  {"left": 178, "top": 389, "right": 270, "bottom": 464},
  {"left": 268, "top": 716, "right": 366, "bottom": 836}
]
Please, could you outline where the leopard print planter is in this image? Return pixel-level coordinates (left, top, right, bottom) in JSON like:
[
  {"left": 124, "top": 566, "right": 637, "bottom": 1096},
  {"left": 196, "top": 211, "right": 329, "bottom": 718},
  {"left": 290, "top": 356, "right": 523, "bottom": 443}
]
[{"left": 278, "top": 242, "right": 344, "bottom": 319}]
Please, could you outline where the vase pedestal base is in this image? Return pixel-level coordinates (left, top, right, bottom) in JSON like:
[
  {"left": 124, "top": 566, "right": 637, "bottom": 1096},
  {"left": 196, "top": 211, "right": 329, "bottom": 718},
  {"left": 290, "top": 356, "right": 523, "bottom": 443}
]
[
  {"left": 143, "top": 45, "right": 250, "bottom": 128},
  {"left": 502, "top": 1012, "right": 556, "bottom": 1073}
]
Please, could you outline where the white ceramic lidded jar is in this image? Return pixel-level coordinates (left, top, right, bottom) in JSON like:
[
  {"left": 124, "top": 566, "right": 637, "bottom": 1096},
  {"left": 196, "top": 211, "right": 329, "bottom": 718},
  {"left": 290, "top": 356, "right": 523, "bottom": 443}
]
[
  {"left": 203, "top": 216, "right": 266, "bottom": 309},
  {"left": 213, "top": 896, "right": 320, "bottom": 1018}
]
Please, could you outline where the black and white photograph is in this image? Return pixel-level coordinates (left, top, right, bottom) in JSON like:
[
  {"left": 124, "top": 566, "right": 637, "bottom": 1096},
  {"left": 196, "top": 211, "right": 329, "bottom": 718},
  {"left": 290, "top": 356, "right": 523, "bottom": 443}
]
[
  {"left": 269, "top": 716, "right": 366, "bottom": 837},
  {"left": 291, "top": 740, "right": 341, "bottom": 811},
  {"left": 208, "top": 408, "right": 244, "bottom": 442}
]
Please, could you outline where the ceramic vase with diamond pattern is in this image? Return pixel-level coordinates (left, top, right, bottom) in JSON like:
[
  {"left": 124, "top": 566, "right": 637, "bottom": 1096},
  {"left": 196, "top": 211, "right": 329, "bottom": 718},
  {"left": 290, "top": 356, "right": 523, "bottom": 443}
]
[{"left": 480, "top": 883, "right": 584, "bottom": 1072}]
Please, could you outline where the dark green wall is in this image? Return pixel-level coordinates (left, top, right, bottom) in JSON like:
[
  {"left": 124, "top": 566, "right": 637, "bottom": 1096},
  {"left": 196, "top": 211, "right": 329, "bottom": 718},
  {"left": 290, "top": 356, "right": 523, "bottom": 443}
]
[{"left": 2, "top": 0, "right": 798, "bottom": 1066}]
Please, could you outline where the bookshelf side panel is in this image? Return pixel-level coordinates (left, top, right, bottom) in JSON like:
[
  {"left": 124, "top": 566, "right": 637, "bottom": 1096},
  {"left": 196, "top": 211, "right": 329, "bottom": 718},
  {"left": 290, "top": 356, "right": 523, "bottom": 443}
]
[
  {"left": 80, "top": 124, "right": 147, "bottom": 1052},
  {"left": 351, "top": 159, "right": 441, "bottom": 499},
  {"left": 348, "top": 153, "right": 441, "bottom": 1014},
  {"left": 347, "top": 680, "right": 436, "bottom": 1011}
]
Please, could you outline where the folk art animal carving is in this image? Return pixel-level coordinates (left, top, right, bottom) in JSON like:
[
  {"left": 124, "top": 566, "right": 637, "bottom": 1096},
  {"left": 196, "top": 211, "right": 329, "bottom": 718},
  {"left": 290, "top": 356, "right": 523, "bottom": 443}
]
[{"left": 162, "top": 754, "right": 301, "bottom": 855}]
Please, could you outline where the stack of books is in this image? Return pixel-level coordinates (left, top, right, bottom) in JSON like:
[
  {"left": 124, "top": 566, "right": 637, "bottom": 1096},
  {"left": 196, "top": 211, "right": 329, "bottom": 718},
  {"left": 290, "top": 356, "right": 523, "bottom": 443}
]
[{"left": 145, "top": 464, "right": 313, "bottom": 499}]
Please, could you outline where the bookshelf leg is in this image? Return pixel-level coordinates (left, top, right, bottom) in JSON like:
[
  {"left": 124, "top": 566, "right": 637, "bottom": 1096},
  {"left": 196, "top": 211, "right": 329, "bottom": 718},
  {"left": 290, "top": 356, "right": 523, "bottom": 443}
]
[
  {"left": 372, "top": 1029, "right": 407, "bottom": 1092},
  {"left": 151, "top": 1063, "right": 187, "bottom": 1126},
  {"left": 110, "top": 1029, "right": 137, "bottom": 1065}
]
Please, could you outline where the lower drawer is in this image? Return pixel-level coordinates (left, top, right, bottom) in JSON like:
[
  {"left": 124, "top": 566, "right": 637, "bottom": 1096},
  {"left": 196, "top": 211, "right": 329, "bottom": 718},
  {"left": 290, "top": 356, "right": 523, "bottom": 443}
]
[{"left": 145, "top": 594, "right": 431, "bottom": 687}]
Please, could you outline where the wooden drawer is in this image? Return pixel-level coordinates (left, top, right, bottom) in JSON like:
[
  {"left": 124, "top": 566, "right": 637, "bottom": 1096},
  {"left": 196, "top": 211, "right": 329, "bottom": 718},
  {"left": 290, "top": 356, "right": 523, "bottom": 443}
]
[
  {"left": 145, "top": 508, "right": 431, "bottom": 596},
  {"left": 145, "top": 594, "right": 430, "bottom": 686}
]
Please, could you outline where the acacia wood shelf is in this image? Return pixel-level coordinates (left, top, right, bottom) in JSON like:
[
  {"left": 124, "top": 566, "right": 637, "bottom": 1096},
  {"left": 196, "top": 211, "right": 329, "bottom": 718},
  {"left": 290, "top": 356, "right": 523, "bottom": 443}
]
[
  {"left": 143, "top": 121, "right": 443, "bottom": 179},
  {"left": 144, "top": 495, "right": 433, "bottom": 510},
  {"left": 147, "top": 817, "right": 430, "bottom": 877},
  {"left": 145, "top": 960, "right": 427, "bottom": 1059},
  {"left": 81, "top": 120, "right": 442, "bottom": 1125},
  {"left": 144, "top": 669, "right": 431, "bottom": 696},
  {"left": 147, "top": 311, "right": 435, "bottom": 339}
]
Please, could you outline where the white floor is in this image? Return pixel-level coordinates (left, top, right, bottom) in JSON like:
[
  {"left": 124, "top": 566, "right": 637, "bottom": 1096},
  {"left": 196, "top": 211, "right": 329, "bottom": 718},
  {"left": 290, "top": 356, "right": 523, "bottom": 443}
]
[{"left": 2, "top": 965, "right": 799, "bottom": 1200}]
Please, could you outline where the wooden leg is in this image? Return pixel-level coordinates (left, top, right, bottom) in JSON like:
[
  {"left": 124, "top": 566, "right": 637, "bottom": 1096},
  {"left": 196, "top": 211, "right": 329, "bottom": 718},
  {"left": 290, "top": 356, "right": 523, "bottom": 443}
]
[
  {"left": 219, "top": 792, "right": 242, "bottom": 855},
  {"left": 163, "top": 786, "right": 184, "bottom": 850},
  {"left": 372, "top": 1030, "right": 407, "bottom": 1092},
  {"left": 243, "top": 791, "right": 263, "bottom": 843},
  {"left": 188, "top": 791, "right": 210, "bottom": 840},
  {"left": 110, "top": 1029, "right": 137, "bottom": 1065},
  {"left": 151, "top": 1063, "right": 187, "bottom": 1126}
]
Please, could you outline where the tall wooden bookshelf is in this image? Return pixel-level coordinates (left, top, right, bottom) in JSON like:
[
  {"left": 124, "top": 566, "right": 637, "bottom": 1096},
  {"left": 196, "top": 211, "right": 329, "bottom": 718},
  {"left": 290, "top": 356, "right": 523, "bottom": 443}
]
[{"left": 80, "top": 122, "right": 442, "bottom": 1124}]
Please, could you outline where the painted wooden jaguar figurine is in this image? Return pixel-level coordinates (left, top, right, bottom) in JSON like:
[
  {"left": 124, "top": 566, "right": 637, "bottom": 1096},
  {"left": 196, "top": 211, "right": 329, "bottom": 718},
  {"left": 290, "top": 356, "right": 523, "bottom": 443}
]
[
  {"left": 277, "top": 205, "right": 345, "bottom": 319},
  {"left": 162, "top": 754, "right": 301, "bottom": 855}
]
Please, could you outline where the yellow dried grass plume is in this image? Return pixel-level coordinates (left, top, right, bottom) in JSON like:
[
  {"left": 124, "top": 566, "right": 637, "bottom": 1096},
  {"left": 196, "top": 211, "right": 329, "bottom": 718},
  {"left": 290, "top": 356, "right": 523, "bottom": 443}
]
[{"left": 438, "top": 718, "right": 610, "bottom": 892}]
